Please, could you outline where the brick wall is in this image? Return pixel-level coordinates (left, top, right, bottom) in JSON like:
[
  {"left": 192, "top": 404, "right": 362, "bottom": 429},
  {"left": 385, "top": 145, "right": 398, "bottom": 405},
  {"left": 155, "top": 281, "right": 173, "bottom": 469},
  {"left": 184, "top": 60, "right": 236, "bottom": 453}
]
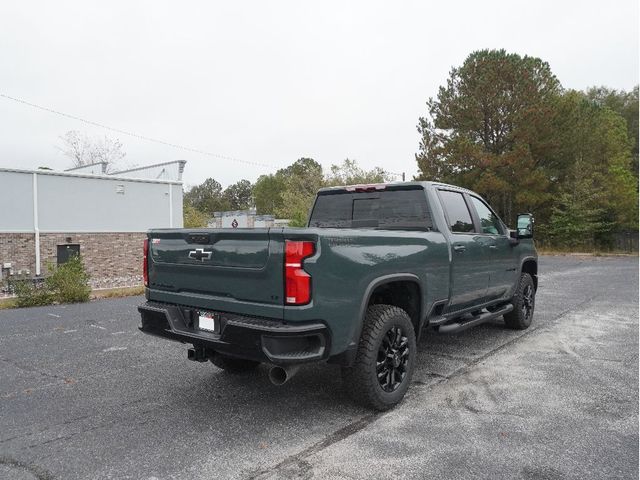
[
  {"left": 0, "top": 233, "right": 36, "bottom": 275},
  {"left": 0, "top": 232, "right": 146, "bottom": 289}
]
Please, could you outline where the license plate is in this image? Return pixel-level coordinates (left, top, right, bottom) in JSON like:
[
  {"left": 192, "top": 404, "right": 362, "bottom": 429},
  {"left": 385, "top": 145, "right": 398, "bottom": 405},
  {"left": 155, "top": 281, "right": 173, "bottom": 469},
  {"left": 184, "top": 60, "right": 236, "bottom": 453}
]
[{"left": 198, "top": 311, "right": 217, "bottom": 332}]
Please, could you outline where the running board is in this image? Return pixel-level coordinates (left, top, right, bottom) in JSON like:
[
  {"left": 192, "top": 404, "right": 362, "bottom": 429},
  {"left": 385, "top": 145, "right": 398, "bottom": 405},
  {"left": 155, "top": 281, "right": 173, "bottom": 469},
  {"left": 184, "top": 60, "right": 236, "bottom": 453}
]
[{"left": 436, "top": 304, "right": 513, "bottom": 334}]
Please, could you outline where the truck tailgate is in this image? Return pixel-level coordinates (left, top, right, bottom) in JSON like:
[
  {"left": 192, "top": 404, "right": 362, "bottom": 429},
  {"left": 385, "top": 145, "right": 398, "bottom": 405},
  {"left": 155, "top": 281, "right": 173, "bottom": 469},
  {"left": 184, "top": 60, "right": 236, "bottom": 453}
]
[{"left": 146, "top": 229, "right": 284, "bottom": 319}]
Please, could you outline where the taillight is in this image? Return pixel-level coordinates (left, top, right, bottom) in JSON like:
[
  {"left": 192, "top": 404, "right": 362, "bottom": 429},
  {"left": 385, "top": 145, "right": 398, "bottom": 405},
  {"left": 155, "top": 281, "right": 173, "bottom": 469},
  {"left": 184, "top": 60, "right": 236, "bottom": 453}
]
[
  {"left": 284, "top": 240, "right": 315, "bottom": 305},
  {"left": 143, "top": 238, "right": 149, "bottom": 287}
]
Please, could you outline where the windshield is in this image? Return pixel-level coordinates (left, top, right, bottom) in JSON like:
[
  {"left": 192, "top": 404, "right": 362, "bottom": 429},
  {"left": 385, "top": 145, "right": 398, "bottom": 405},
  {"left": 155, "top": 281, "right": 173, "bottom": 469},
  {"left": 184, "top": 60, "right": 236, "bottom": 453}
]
[{"left": 308, "top": 188, "right": 433, "bottom": 230}]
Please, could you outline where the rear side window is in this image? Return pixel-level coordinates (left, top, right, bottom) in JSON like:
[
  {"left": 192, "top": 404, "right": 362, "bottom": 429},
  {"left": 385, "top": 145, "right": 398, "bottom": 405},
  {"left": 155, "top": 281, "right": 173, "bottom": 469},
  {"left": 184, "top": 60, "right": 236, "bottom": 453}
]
[
  {"left": 469, "top": 196, "right": 504, "bottom": 235},
  {"left": 438, "top": 190, "right": 474, "bottom": 233},
  {"left": 309, "top": 189, "right": 432, "bottom": 230}
]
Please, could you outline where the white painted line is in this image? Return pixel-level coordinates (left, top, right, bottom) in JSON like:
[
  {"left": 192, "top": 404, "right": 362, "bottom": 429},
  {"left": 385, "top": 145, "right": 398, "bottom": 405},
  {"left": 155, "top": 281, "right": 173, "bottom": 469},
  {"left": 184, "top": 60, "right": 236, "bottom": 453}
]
[
  {"left": 89, "top": 324, "right": 107, "bottom": 330},
  {"left": 63, "top": 329, "right": 78, "bottom": 333},
  {"left": 47, "top": 313, "right": 61, "bottom": 318},
  {"left": 111, "top": 331, "right": 127, "bottom": 335},
  {"left": 102, "top": 346, "right": 127, "bottom": 352}
]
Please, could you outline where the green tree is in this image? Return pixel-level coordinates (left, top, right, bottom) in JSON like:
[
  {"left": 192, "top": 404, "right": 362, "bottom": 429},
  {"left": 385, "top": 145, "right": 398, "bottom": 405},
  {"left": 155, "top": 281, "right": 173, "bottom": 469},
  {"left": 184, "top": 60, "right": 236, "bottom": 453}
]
[
  {"left": 183, "top": 178, "right": 230, "bottom": 215},
  {"left": 183, "top": 201, "right": 208, "bottom": 228},
  {"left": 543, "top": 156, "right": 612, "bottom": 249},
  {"left": 415, "top": 50, "right": 638, "bottom": 249},
  {"left": 415, "top": 49, "right": 562, "bottom": 225},
  {"left": 586, "top": 85, "right": 639, "bottom": 176},
  {"left": 223, "top": 179, "right": 254, "bottom": 210},
  {"left": 274, "top": 158, "right": 324, "bottom": 226},
  {"left": 254, "top": 174, "right": 286, "bottom": 215},
  {"left": 325, "top": 158, "right": 391, "bottom": 186},
  {"left": 549, "top": 90, "right": 638, "bottom": 244},
  {"left": 251, "top": 158, "right": 325, "bottom": 223},
  {"left": 253, "top": 158, "right": 394, "bottom": 223}
]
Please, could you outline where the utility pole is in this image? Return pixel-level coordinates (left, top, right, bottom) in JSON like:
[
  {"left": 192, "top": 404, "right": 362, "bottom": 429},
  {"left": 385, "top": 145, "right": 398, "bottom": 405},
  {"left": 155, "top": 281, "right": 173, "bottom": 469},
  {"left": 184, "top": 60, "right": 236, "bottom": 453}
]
[{"left": 402, "top": 172, "right": 405, "bottom": 181}]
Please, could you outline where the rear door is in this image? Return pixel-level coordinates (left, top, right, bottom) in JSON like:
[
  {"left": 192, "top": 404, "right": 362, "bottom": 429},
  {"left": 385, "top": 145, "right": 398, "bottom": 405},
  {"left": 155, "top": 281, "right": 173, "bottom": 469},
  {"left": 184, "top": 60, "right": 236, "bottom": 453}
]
[
  {"left": 147, "top": 229, "right": 285, "bottom": 318},
  {"left": 467, "top": 195, "right": 518, "bottom": 298},
  {"left": 437, "top": 190, "right": 490, "bottom": 309}
]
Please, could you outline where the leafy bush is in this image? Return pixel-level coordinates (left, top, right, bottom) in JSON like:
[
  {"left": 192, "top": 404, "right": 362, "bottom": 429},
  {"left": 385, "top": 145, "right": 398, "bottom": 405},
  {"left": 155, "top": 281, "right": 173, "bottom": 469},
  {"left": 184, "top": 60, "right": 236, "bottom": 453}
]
[
  {"left": 12, "top": 256, "right": 91, "bottom": 307},
  {"left": 46, "top": 256, "right": 91, "bottom": 303},
  {"left": 14, "top": 279, "right": 55, "bottom": 308}
]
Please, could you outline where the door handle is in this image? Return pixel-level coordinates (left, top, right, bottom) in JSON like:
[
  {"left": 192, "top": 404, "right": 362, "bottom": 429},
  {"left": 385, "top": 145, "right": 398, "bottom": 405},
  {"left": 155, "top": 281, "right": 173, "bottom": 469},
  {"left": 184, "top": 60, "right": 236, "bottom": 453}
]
[
  {"left": 489, "top": 245, "right": 497, "bottom": 250},
  {"left": 453, "top": 244, "right": 466, "bottom": 253}
]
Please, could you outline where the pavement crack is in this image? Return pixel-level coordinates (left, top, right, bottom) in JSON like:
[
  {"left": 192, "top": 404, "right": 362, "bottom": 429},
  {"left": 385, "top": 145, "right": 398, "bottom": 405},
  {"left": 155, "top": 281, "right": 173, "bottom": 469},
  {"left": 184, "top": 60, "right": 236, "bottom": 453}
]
[
  {"left": 25, "top": 419, "right": 120, "bottom": 449},
  {"left": 0, "top": 455, "right": 55, "bottom": 480},
  {"left": 245, "top": 413, "right": 379, "bottom": 480},
  {"left": 0, "top": 357, "right": 65, "bottom": 382},
  {"left": 426, "top": 351, "right": 471, "bottom": 361},
  {"left": 0, "top": 402, "right": 157, "bottom": 446}
]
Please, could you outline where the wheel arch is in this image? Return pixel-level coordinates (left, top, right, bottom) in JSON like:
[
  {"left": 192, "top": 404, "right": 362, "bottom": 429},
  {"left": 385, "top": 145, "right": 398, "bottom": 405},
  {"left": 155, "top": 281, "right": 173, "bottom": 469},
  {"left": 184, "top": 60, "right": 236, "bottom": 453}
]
[
  {"left": 354, "top": 274, "right": 424, "bottom": 342},
  {"left": 521, "top": 257, "right": 538, "bottom": 291}
]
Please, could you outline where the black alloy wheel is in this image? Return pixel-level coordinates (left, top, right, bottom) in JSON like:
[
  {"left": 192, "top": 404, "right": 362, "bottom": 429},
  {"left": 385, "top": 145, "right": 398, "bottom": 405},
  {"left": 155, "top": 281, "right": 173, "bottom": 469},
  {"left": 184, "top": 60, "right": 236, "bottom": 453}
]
[
  {"left": 504, "top": 272, "right": 535, "bottom": 330},
  {"left": 377, "top": 326, "right": 410, "bottom": 393},
  {"left": 521, "top": 283, "right": 534, "bottom": 322}
]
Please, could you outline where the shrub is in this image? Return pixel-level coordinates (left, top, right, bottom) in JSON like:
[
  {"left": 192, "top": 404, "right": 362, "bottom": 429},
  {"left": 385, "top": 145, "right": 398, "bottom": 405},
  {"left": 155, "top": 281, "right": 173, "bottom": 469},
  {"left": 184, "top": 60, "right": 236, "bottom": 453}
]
[
  {"left": 14, "top": 279, "right": 55, "bottom": 308},
  {"left": 46, "top": 256, "right": 91, "bottom": 304},
  {"left": 12, "top": 256, "right": 91, "bottom": 308}
]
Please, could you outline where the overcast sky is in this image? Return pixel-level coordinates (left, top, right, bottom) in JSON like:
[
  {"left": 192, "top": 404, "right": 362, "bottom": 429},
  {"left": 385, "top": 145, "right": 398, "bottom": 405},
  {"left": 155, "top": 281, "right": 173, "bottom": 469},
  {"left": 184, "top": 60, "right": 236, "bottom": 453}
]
[{"left": 0, "top": 1, "right": 637, "bottom": 188}]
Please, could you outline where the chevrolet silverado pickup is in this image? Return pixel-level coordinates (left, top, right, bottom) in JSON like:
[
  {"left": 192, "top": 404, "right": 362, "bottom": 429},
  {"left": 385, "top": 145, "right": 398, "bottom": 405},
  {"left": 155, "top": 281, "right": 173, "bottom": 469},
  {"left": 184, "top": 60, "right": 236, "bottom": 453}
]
[{"left": 138, "top": 181, "right": 537, "bottom": 410}]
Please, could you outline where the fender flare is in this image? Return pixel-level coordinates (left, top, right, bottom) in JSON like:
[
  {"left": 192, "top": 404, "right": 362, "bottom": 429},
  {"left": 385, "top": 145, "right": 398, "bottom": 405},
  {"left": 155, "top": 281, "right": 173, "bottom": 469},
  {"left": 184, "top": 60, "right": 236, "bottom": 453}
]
[
  {"left": 520, "top": 256, "right": 538, "bottom": 286},
  {"left": 348, "top": 273, "right": 424, "bottom": 349}
]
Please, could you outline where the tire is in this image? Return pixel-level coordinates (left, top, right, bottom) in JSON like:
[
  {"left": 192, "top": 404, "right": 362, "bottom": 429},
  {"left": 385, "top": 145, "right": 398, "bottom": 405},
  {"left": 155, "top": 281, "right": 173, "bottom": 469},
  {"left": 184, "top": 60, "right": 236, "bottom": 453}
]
[
  {"left": 504, "top": 272, "right": 536, "bottom": 330},
  {"left": 342, "top": 304, "right": 417, "bottom": 411},
  {"left": 211, "top": 354, "right": 260, "bottom": 374}
]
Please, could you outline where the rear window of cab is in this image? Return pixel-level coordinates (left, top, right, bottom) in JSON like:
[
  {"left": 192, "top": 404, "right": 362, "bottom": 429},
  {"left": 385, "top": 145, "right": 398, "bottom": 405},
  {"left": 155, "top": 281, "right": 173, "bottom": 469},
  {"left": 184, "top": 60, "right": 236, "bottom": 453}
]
[{"left": 309, "top": 188, "right": 433, "bottom": 230}]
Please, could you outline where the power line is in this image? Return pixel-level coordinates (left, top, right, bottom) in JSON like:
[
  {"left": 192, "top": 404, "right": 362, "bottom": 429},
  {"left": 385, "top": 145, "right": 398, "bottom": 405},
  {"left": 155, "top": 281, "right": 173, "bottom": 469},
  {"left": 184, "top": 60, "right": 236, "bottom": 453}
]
[
  {"left": 0, "top": 92, "right": 272, "bottom": 169},
  {"left": 1, "top": 92, "right": 408, "bottom": 180}
]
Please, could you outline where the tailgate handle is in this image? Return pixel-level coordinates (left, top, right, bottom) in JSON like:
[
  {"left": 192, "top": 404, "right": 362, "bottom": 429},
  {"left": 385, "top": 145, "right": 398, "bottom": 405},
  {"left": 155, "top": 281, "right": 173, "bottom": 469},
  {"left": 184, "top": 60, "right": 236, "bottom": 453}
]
[{"left": 188, "top": 233, "right": 210, "bottom": 244}]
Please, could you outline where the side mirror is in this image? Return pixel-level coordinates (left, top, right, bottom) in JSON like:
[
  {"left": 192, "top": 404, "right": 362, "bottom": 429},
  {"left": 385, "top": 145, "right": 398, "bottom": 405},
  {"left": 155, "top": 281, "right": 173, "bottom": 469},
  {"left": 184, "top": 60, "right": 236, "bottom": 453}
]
[{"left": 516, "top": 213, "right": 534, "bottom": 239}]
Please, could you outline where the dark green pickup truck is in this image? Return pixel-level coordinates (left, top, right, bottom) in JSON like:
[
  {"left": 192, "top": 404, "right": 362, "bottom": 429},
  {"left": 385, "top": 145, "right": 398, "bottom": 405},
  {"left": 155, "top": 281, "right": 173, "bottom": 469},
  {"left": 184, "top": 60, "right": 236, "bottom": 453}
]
[{"left": 138, "top": 181, "right": 537, "bottom": 410}]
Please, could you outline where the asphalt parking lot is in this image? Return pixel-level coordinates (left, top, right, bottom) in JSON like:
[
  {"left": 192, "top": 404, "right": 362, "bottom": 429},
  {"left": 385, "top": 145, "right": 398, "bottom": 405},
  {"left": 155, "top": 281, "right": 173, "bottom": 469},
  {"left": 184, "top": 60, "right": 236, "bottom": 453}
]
[{"left": 0, "top": 256, "right": 638, "bottom": 480}]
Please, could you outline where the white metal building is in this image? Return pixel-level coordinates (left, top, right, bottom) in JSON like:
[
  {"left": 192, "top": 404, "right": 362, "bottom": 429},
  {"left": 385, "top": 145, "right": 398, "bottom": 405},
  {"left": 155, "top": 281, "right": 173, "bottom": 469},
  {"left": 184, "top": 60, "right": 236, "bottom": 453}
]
[{"left": 0, "top": 161, "right": 184, "bottom": 288}]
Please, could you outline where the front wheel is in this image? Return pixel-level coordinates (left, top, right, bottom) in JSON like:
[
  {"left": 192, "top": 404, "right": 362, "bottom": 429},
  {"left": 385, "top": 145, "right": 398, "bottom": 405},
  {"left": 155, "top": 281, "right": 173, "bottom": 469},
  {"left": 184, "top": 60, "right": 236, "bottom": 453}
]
[
  {"left": 504, "top": 272, "right": 536, "bottom": 330},
  {"left": 342, "top": 305, "right": 416, "bottom": 411}
]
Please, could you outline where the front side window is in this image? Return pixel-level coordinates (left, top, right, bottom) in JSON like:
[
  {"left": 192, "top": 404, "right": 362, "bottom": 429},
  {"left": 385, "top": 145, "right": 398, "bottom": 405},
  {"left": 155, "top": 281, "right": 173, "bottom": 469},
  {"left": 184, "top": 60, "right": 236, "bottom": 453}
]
[
  {"left": 470, "top": 196, "right": 504, "bottom": 235},
  {"left": 438, "top": 190, "right": 474, "bottom": 233}
]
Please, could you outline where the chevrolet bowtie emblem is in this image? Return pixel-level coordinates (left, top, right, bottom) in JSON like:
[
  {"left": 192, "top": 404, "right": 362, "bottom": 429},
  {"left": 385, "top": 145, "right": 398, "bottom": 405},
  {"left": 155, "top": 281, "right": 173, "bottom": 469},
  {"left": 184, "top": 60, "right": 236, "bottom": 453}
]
[{"left": 188, "top": 248, "right": 212, "bottom": 262}]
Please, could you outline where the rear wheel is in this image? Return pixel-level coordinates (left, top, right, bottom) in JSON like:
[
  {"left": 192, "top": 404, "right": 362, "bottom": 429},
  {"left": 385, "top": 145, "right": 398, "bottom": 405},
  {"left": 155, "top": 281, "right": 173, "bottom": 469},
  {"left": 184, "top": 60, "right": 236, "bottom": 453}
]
[
  {"left": 211, "top": 354, "right": 260, "bottom": 374},
  {"left": 504, "top": 272, "right": 535, "bottom": 330},
  {"left": 342, "top": 304, "right": 416, "bottom": 411}
]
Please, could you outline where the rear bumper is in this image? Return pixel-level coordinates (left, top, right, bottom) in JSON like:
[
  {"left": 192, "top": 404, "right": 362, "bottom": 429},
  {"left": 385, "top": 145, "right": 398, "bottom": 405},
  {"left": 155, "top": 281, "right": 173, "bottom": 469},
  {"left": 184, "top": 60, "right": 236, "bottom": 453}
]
[{"left": 137, "top": 301, "right": 330, "bottom": 365}]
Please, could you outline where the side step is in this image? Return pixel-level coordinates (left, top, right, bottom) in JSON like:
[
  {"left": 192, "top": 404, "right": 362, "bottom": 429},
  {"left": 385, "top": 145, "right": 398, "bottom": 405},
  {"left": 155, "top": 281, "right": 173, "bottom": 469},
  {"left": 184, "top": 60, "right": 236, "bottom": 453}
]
[{"left": 436, "top": 304, "right": 513, "bottom": 334}]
